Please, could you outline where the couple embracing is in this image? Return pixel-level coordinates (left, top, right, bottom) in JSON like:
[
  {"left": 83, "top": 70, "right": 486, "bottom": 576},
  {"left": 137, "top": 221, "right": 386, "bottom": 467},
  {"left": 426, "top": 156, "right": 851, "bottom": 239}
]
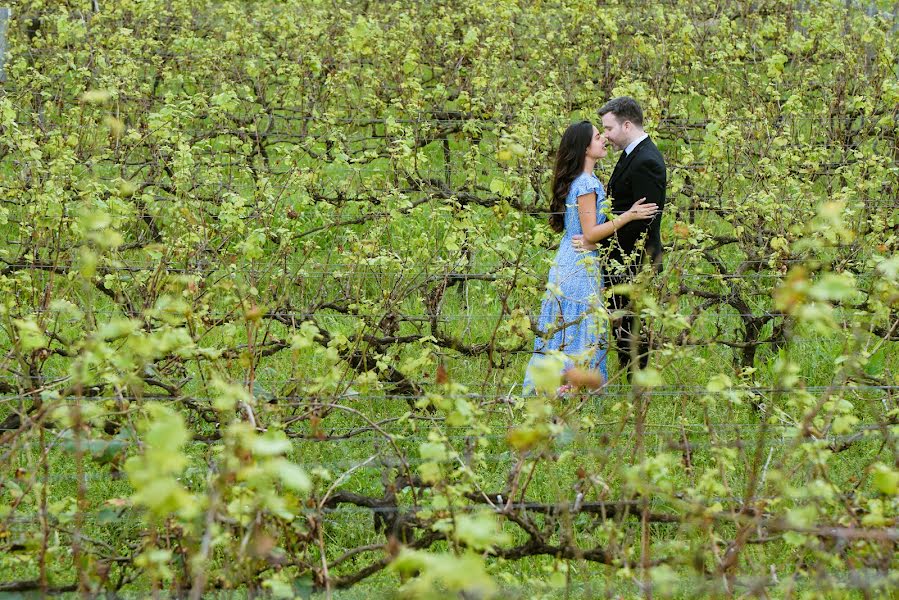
[{"left": 523, "top": 97, "right": 666, "bottom": 394}]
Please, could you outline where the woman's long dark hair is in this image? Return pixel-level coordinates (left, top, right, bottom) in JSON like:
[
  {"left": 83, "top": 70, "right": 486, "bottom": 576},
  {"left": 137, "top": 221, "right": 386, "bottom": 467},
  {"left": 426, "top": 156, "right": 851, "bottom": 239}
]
[{"left": 549, "top": 120, "right": 593, "bottom": 233}]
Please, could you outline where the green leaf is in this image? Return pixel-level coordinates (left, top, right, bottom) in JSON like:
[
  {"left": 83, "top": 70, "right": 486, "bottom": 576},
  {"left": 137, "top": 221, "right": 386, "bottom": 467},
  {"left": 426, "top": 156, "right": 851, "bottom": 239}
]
[
  {"left": 864, "top": 349, "right": 886, "bottom": 378},
  {"left": 290, "top": 321, "right": 322, "bottom": 350},
  {"left": 81, "top": 89, "right": 113, "bottom": 104},
  {"left": 390, "top": 549, "right": 496, "bottom": 596},
  {"left": 489, "top": 177, "right": 512, "bottom": 197},
  {"left": 262, "top": 577, "right": 294, "bottom": 600},
  {"left": 272, "top": 459, "right": 311, "bottom": 493},
  {"left": 212, "top": 378, "right": 252, "bottom": 412},
  {"left": 506, "top": 426, "right": 547, "bottom": 451},
  {"left": 650, "top": 565, "right": 679, "bottom": 597},
  {"left": 876, "top": 255, "right": 899, "bottom": 280},
  {"left": 419, "top": 441, "right": 448, "bottom": 462},
  {"left": 453, "top": 512, "right": 511, "bottom": 551},
  {"left": 13, "top": 319, "right": 47, "bottom": 352},
  {"left": 705, "top": 374, "right": 732, "bottom": 393},
  {"left": 872, "top": 463, "right": 899, "bottom": 495},
  {"left": 633, "top": 367, "right": 663, "bottom": 387},
  {"left": 252, "top": 432, "right": 292, "bottom": 456},
  {"left": 96, "top": 318, "right": 141, "bottom": 341},
  {"left": 809, "top": 273, "right": 856, "bottom": 302},
  {"left": 527, "top": 354, "right": 564, "bottom": 395}
]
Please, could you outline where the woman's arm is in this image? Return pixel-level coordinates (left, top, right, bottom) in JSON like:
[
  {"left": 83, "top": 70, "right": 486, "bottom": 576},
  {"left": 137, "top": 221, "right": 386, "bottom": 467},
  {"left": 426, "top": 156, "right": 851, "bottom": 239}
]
[{"left": 576, "top": 193, "right": 658, "bottom": 244}]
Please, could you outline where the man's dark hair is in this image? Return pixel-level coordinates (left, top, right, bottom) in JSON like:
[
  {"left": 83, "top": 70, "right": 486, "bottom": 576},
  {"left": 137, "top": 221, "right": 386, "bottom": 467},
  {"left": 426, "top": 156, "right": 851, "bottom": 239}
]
[{"left": 598, "top": 97, "right": 644, "bottom": 127}]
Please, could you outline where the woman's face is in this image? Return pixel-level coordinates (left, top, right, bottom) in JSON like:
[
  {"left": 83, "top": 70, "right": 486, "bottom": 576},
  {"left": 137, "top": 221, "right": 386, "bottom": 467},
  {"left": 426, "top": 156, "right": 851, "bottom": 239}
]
[{"left": 585, "top": 126, "right": 608, "bottom": 160}]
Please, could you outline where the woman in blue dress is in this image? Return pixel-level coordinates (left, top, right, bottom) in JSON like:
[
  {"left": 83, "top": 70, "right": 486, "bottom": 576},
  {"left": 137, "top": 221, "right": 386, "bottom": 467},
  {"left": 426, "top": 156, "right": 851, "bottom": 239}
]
[{"left": 523, "top": 121, "right": 658, "bottom": 394}]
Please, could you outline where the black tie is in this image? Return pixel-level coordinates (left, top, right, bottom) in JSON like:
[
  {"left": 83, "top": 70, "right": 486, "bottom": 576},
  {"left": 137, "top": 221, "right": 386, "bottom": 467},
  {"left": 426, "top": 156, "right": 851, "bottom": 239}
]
[{"left": 609, "top": 151, "right": 627, "bottom": 193}]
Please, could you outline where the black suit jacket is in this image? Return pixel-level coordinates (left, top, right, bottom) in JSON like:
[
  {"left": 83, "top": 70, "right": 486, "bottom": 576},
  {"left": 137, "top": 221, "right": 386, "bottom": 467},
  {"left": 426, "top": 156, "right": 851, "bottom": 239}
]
[{"left": 601, "top": 136, "right": 666, "bottom": 282}]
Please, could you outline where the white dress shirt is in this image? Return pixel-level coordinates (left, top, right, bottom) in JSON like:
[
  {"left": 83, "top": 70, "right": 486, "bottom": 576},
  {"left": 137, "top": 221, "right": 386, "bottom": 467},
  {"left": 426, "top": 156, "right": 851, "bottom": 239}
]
[{"left": 624, "top": 132, "right": 648, "bottom": 156}]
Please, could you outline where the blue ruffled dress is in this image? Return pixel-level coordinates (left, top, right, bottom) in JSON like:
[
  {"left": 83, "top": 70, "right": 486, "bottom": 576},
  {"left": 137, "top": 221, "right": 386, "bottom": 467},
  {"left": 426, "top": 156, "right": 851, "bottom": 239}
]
[{"left": 523, "top": 172, "right": 609, "bottom": 393}]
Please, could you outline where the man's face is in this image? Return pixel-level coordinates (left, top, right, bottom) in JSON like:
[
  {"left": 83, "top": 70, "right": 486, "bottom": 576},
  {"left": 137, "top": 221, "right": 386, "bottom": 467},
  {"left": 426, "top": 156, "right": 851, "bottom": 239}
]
[{"left": 601, "top": 112, "right": 630, "bottom": 151}]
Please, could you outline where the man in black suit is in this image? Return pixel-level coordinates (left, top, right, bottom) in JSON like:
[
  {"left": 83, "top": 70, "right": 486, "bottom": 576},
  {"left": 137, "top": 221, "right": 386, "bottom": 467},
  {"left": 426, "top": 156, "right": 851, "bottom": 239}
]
[{"left": 574, "top": 97, "right": 666, "bottom": 377}]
